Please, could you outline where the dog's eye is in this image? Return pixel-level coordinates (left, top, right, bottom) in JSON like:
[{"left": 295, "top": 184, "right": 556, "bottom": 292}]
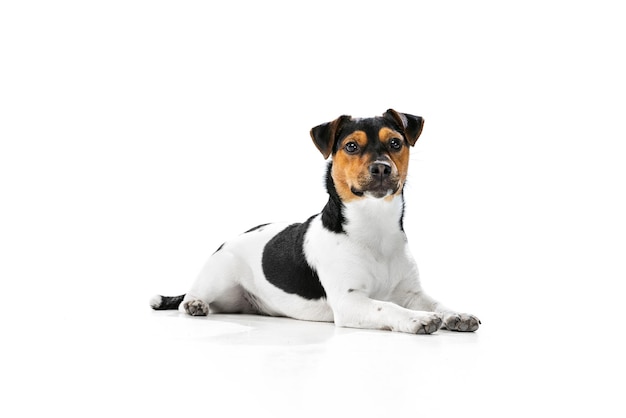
[
  {"left": 389, "top": 138, "right": 402, "bottom": 150},
  {"left": 344, "top": 142, "right": 359, "bottom": 154}
]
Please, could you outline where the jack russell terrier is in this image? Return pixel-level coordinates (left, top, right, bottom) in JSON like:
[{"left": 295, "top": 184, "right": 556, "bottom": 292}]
[{"left": 151, "top": 109, "right": 480, "bottom": 334}]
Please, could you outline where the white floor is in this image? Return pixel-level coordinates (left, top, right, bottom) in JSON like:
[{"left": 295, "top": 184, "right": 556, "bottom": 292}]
[
  {"left": 2, "top": 2, "right": 626, "bottom": 417},
  {"left": 5, "top": 299, "right": 621, "bottom": 418}
]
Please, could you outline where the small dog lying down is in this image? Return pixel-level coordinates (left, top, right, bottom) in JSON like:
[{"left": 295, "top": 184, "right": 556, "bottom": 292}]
[{"left": 151, "top": 110, "right": 480, "bottom": 334}]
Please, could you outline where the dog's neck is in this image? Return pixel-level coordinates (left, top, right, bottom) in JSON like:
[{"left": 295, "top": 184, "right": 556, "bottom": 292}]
[
  {"left": 321, "top": 163, "right": 347, "bottom": 233},
  {"left": 342, "top": 196, "right": 406, "bottom": 252},
  {"left": 321, "top": 162, "right": 406, "bottom": 240}
]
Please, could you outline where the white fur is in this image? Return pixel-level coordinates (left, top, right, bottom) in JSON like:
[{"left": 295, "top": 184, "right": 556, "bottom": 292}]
[
  {"left": 304, "top": 196, "right": 446, "bottom": 332},
  {"left": 149, "top": 295, "right": 162, "bottom": 309},
  {"left": 180, "top": 193, "right": 480, "bottom": 334}
]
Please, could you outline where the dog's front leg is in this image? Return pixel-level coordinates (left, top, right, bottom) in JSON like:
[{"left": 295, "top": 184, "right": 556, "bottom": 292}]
[
  {"left": 330, "top": 292, "right": 442, "bottom": 334},
  {"left": 402, "top": 290, "right": 481, "bottom": 332}
]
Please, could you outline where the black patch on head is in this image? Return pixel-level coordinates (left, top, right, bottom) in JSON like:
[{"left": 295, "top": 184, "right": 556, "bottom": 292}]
[
  {"left": 347, "top": 288, "right": 355, "bottom": 293},
  {"left": 321, "top": 162, "right": 346, "bottom": 233},
  {"left": 333, "top": 117, "right": 403, "bottom": 158},
  {"left": 244, "top": 223, "right": 269, "bottom": 234},
  {"left": 262, "top": 216, "right": 326, "bottom": 300},
  {"left": 382, "top": 109, "right": 424, "bottom": 146}
]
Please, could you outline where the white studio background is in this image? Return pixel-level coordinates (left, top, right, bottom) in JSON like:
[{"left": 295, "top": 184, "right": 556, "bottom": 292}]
[{"left": 1, "top": 0, "right": 625, "bottom": 416}]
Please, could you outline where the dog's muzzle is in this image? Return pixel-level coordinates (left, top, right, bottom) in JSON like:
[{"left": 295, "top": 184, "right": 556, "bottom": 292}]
[{"left": 352, "top": 161, "right": 400, "bottom": 198}]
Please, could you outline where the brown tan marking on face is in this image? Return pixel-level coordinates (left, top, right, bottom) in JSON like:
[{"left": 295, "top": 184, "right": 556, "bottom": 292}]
[
  {"left": 331, "top": 130, "right": 371, "bottom": 202},
  {"left": 332, "top": 126, "right": 412, "bottom": 201},
  {"left": 378, "top": 127, "right": 410, "bottom": 200}
]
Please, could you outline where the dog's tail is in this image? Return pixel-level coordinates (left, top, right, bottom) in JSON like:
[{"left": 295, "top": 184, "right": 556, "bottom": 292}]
[{"left": 149, "top": 294, "right": 185, "bottom": 310}]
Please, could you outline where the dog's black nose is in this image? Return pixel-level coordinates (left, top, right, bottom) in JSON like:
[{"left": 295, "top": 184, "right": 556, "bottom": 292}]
[{"left": 369, "top": 162, "right": 392, "bottom": 178}]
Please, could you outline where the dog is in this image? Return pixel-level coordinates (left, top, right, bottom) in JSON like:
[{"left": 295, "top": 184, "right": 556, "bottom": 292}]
[{"left": 150, "top": 109, "right": 480, "bottom": 334}]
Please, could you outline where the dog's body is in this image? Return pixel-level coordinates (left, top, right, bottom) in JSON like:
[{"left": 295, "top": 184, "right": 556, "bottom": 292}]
[{"left": 151, "top": 110, "right": 480, "bottom": 334}]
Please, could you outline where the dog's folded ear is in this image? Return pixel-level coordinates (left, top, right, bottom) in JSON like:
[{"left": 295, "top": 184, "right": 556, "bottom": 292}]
[
  {"left": 310, "top": 115, "right": 351, "bottom": 159},
  {"left": 383, "top": 109, "right": 424, "bottom": 146}
]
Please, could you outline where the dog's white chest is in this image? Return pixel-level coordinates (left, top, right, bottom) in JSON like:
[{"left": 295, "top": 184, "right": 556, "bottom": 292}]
[
  {"left": 303, "top": 196, "right": 413, "bottom": 301},
  {"left": 343, "top": 197, "right": 407, "bottom": 256}
]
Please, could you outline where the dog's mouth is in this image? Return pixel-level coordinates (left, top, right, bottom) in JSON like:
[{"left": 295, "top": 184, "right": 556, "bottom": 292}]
[
  {"left": 351, "top": 181, "right": 400, "bottom": 199},
  {"left": 350, "top": 187, "right": 365, "bottom": 197}
]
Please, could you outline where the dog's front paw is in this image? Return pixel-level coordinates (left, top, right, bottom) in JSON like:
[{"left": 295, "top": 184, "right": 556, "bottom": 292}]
[
  {"left": 443, "top": 313, "right": 480, "bottom": 332},
  {"left": 183, "top": 299, "right": 210, "bottom": 316},
  {"left": 408, "top": 313, "right": 443, "bottom": 334}
]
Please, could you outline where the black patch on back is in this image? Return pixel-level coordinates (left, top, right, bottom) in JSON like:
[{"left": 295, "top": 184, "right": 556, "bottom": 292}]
[
  {"left": 321, "top": 162, "right": 346, "bottom": 234},
  {"left": 262, "top": 216, "right": 326, "bottom": 300}
]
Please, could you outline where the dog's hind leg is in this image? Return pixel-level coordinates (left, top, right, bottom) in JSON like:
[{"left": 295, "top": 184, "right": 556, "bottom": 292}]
[{"left": 182, "top": 250, "right": 248, "bottom": 316}]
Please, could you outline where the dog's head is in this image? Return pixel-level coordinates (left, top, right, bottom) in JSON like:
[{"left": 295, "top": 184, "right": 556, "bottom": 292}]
[{"left": 310, "top": 109, "right": 424, "bottom": 201}]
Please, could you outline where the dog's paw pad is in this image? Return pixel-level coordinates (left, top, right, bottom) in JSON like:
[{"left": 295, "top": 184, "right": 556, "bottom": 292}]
[
  {"left": 444, "top": 313, "right": 480, "bottom": 332},
  {"left": 411, "top": 313, "right": 442, "bottom": 334},
  {"left": 183, "top": 299, "right": 209, "bottom": 316}
]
